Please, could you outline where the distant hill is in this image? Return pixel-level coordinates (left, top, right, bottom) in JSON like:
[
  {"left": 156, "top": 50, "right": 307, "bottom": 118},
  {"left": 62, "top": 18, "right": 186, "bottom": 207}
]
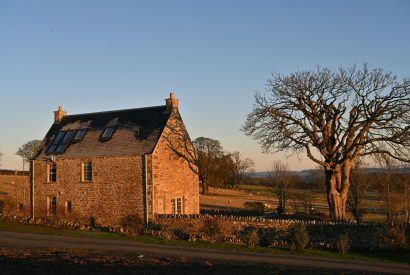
[
  {"left": 250, "top": 166, "right": 410, "bottom": 178},
  {"left": 249, "top": 169, "right": 319, "bottom": 178}
]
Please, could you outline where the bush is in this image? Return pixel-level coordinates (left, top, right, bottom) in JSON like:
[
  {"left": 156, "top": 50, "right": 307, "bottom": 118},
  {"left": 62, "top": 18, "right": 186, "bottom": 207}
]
[
  {"left": 202, "top": 219, "right": 222, "bottom": 241},
  {"left": 159, "top": 224, "right": 174, "bottom": 240},
  {"left": 244, "top": 201, "right": 265, "bottom": 214},
  {"left": 174, "top": 228, "right": 190, "bottom": 240},
  {"left": 379, "top": 225, "right": 407, "bottom": 250},
  {"left": 258, "top": 228, "right": 277, "bottom": 247},
  {"left": 241, "top": 226, "right": 260, "bottom": 248},
  {"left": 88, "top": 216, "right": 97, "bottom": 228},
  {"left": 288, "top": 222, "right": 309, "bottom": 251},
  {"left": 120, "top": 215, "right": 145, "bottom": 235},
  {"left": 336, "top": 233, "right": 350, "bottom": 255}
]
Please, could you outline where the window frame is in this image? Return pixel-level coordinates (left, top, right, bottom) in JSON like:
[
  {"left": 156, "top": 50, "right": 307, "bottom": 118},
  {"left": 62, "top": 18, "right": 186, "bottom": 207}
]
[
  {"left": 81, "top": 161, "right": 93, "bottom": 182},
  {"left": 48, "top": 162, "right": 57, "bottom": 183},
  {"left": 47, "top": 196, "right": 57, "bottom": 216},
  {"left": 17, "top": 203, "right": 24, "bottom": 212},
  {"left": 171, "top": 197, "right": 183, "bottom": 214},
  {"left": 65, "top": 200, "right": 72, "bottom": 214}
]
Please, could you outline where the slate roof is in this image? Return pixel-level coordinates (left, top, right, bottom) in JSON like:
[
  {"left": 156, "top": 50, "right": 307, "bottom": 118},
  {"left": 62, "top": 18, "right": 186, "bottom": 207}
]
[{"left": 35, "top": 105, "right": 171, "bottom": 159}]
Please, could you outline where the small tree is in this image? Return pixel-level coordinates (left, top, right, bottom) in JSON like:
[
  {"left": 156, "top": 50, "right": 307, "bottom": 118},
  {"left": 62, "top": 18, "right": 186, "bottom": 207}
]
[
  {"left": 288, "top": 222, "right": 309, "bottom": 251},
  {"left": 0, "top": 149, "right": 3, "bottom": 167},
  {"left": 347, "top": 160, "right": 370, "bottom": 223},
  {"left": 193, "top": 137, "right": 224, "bottom": 194},
  {"left": 269, "top": 161, "right": 291, "bottom": 214},
  {"left": 208, "top": 153, "right": 233, "bottom": 188},
  {"left": 16, "top": 140, "right": 42, "bottom": 170},
  {"left": 375, "top": 154, "right": 408, "bottom": 228},
  {"left": 227, "top": 152, "right": 254, "bottom": 188}
]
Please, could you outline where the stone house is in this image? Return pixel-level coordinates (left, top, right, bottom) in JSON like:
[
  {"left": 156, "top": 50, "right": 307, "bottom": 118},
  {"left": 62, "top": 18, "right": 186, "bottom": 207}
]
[{"left": 30, "top": 93, "right": 199, "bottom": 226}]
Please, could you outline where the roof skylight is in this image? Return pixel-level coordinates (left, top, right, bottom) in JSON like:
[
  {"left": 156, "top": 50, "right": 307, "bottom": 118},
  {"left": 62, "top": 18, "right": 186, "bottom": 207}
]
[
  {"left": 47, "top": 130, "right": 74, "bottom": 155},
  {"left": 100, "top": 127, "right": 114, "bottom": 141},
  {"left": 73, "top": 129, "right": 87, "bottom": 142}
]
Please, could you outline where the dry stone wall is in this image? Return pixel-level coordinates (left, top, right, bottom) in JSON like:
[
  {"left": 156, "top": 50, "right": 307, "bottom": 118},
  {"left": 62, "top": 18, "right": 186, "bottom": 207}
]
[{"left": 153, "top": 214, "right": 389, "bottom": 249}]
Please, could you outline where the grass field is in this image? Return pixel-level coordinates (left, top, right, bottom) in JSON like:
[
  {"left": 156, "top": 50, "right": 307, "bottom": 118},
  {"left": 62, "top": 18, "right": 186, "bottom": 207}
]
[{"left": 200, "top": 185, "right": 387, "bottom": 222}]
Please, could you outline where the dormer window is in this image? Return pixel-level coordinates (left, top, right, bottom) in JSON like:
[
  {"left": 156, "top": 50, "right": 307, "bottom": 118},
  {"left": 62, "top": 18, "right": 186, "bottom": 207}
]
[
  {"left": 73, "top": 129, "right": 87, "bottom": 142},
  {"left": 100, "top": 127, "right": 114, "bottom": 141}
]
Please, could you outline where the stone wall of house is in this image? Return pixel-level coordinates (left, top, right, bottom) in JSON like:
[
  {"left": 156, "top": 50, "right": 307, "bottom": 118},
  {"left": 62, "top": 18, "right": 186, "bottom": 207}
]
[
  {"left": 32, "top": 156, "right": 145, "bottom": 226},
  {"left": 0, "top": 171, "right": 30, "bottom": 217},
  {"left": 151, "top": 112, "right": 200, "bottom": 216}
]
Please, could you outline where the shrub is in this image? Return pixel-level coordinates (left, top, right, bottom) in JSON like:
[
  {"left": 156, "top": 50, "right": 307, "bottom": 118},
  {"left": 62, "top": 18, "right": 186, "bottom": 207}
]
[
  {"left": 244, "top": 201, "right": 265, "bottom": 214},
  {"left": 88, "top": 216, "right": 97, "bottom": 228},
  {"left": 258, "top": 228, "right": 277, "bottom": 247},
  {"left": 120, "top": 215, "right": 145, "bottom": 235},
  {"left": 288, "top": 222, "right": 309, "bottom": 251},
  {"left": 174, "top": 228, "right": 189, "bottom": 240},
  {"left": 241, "top": 227, "right": 260, "bottom": 248},
  {"left": 336, "top": 232, "right": 350, "bottom": 255},
  {"left": 202, "top": 219, "right": 222, "bottom": 241},
  {"left": 379, "top": 225, "right": 407, "bottom": 250},
  {"left": 159, "top": 224, "right": 174, "bottom": 240}
]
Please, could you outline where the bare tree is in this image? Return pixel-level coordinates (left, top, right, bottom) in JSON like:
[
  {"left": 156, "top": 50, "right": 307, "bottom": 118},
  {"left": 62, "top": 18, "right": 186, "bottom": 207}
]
[
  {"left": 0, "top": 149, "right": 3, "bottom": 167},
  {"left": 16, "top": 140, "right": 42, "bottom": 170},
  {"left": 347, "top": 160, "right": 370, "bottom": 223},
  {"left": 193, "top": 137, "right": 224, "bottom": 194},
  {"left": 243, "top": 64, "right": 410, "bottom": 221},
  {"left": 269, "top": 161, "right": 291, "bottom": 214},
  {"left": 229, "top": 151, "right": 255, "bottom": 188},
  {"left": 374, "top": 154, "right": 409, "bottom": 227}
]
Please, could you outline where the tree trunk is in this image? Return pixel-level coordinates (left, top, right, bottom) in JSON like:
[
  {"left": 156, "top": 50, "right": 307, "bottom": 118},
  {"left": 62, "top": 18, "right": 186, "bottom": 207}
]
[
  {"left": 327, "top": 191, "right": 347, "bottom": 221},
  {"left": 278, "top": 189, "right": 285, "bottom": 214},
  {"left": 324, "top": 163, "right": 351, "bottom": 221},
  {"left": 200, "top": 175, "right": 208, "bottom": 194}
]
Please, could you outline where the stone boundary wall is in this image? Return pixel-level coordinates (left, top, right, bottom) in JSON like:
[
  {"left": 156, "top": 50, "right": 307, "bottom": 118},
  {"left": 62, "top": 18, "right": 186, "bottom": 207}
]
[
  {"left": 0, "top": 169, "right": 29, "bottom": 176},
  {"left": 153, "top": 214, "right": 392, "bottom": 250},
  {"left": 2, "top": 213, "right": 407, "bottom": 251},
  {"left": 154, "top": 214, "right": 350, "bottom": 226}
]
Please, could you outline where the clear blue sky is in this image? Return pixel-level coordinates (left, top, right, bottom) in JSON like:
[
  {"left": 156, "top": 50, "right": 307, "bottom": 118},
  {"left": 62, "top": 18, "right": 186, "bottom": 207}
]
[{"left": 0, "top": 0, "right": 409, "bottom": 171}]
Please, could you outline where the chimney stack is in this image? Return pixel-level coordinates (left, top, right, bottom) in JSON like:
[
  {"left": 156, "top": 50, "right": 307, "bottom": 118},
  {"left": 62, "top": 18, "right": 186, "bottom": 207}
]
[
  {"left": 54, "top": 106, "right": 67, "bottom": 123},
  {"left": 165, "top": 92, "right": 179, "bottom": 112}
]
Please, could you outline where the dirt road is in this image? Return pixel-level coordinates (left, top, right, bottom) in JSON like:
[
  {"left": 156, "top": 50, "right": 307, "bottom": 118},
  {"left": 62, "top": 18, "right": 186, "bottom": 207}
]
[{"left": 0, "top": 230, "right": 409, "bottom": 274}]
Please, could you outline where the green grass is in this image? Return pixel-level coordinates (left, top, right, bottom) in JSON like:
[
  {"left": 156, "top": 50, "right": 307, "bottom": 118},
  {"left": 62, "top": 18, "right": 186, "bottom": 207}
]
[
  {"left": 0, "top": 220, "right": 125, "bottom": 239},
  {"left": 1, "top": 219, "right": 409, "bottom": 265}
]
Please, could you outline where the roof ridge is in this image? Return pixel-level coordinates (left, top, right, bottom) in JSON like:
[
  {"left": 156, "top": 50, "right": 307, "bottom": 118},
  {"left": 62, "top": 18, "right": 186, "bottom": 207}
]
[{"left": 65, "top": 105, "right": 166, "bottom": 118}]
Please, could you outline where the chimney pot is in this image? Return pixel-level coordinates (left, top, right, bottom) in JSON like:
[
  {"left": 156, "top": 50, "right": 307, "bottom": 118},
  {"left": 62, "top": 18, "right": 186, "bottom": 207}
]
[
  {"left": 54, "top": 106, "right": 67, "bottom": 123},
  {"left": 165, "top": 92, "right": 179, "bottom": 112}
]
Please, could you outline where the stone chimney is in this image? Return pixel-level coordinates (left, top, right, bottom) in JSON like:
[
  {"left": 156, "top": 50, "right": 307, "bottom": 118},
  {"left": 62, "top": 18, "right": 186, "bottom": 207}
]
[
  {"left": 54, "top": 106, "right": 67, "bottom": 123},
  {"left": 165, "top": 92, "right": 179, "bottom": 112}
]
